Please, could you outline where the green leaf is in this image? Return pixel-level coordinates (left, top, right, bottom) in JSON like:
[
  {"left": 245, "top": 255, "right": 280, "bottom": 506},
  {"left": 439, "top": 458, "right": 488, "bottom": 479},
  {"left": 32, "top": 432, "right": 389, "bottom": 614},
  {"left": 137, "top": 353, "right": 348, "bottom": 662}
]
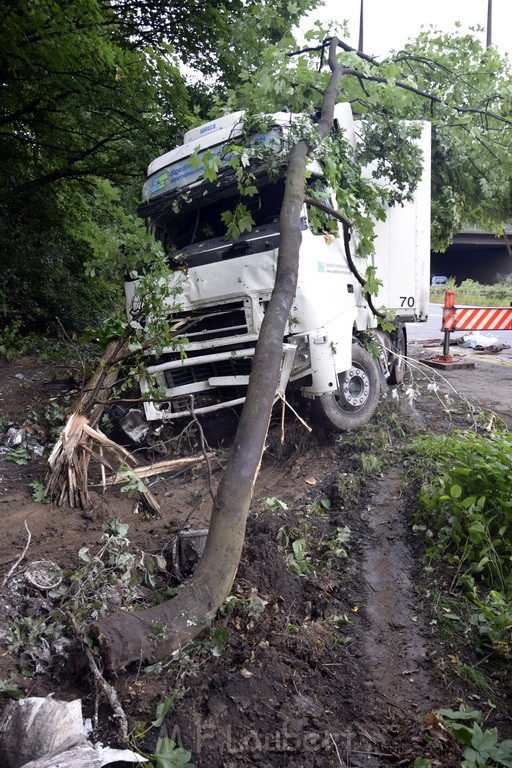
[
  {"left": 237, "top": 213, "right": 253, "bottom": 233},
  {"left": 437, "top": 707, "right": 481, "bottom": 722},
  {"left": 153, "top": 737, "right": 196, "bottom": 768},
  {"left": 470, "top": 723, "right": 498, "bottom": 752},
  {"left": 447, "top": 723, "right": 476, "bottom": 746},
  {"left": 30, "top": 480, "right": 49, "bottom": 504},
  {"left": 265, "top": 497, "right": 288, "bottom": 510},
  {"left": 0, "top": 676, "right": 22, "bottom": 700},
  {"left": 292, "top": 539, "right": 306, "bottom": 557},
  {"left": 209, "top": 627, "right": 230, "bottom": 657},
  {"left": 78, "top": 547, "right": 91, "bottom": 562},
  {"left": 6, "top": 448, "right": 31, "bottom": 465},
  {"left": 203, "top": 166, "right": 218, "bottom": 182},
  {"left": 460, "top": 495, "right": 477, "bottom": 508},
  {"left": 491, "top": 740, "right": 512, "bottom": 767},
  {"left": 152, "top": 697, "right": 174, "bottom": 728}
]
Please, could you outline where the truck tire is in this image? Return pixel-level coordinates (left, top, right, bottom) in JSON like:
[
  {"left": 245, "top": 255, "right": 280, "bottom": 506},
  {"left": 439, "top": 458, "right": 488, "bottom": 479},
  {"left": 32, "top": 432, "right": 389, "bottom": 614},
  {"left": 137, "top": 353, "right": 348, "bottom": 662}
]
[
  {"left": 387, "top": 325, "right": 407, "bottom": 385},
  {"left": 313, "top": 343, "right": 380, "bottom": 431}
]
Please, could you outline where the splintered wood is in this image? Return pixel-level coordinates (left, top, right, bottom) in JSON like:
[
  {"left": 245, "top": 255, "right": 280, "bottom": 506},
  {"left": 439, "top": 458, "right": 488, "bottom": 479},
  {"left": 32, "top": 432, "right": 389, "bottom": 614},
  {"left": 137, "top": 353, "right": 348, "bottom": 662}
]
[
  {"left": 44, "top": 336, "right": 212, "bottom": 516},
  {"left": 45, "top": 411, "right": 210, "bottom": 516},
  {"left": 44, "top": 337, "right": 160, "bottom": 516},
  {"left": 44, "top": 413, "right": 163, "bottom": 513}
]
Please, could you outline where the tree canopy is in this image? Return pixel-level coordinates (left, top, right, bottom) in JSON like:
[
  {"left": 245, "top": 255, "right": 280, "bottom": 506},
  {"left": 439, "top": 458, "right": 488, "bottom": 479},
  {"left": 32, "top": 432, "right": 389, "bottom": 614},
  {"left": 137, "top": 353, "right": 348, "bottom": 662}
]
[
  {"left": 222, "top": 26, "right": 512, "bottom": 252},
  {"left": 1, "top": 2, "right": 511, "bottom": 333},
  {"left": 0, "top": 0, "right": 315, "bottom": 329}
]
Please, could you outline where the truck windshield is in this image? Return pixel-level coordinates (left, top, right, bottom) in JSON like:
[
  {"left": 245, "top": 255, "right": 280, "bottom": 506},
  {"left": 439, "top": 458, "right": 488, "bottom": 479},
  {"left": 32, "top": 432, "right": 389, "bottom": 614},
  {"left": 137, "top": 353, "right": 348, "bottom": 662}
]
[{"left": 152, "top": 176, "right": 286, "bottom": 253}]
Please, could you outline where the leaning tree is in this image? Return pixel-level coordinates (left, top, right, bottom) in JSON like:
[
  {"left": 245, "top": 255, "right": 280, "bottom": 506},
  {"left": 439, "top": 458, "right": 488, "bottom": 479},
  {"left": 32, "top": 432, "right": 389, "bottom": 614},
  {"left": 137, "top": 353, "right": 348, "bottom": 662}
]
[{"left": 83, "top": 30, "right": 512, "bottom": 670}]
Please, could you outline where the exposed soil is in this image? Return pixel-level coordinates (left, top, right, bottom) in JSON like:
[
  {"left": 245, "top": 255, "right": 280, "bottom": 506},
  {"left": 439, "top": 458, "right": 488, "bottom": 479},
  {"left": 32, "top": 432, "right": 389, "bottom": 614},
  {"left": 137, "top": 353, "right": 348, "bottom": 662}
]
[{"left": 0, "top": 337, "right": 511, "bottom": 766}]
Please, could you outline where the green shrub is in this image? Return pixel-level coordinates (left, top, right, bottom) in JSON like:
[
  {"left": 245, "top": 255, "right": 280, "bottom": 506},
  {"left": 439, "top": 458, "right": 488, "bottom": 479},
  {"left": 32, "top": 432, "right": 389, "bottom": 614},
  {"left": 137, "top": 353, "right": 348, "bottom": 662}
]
[
  {"left": 430, "top": 275, "right": 512, "bottom": 306},
  {"left": 411, "top": 431, "right": 512, "bottom": 654}
]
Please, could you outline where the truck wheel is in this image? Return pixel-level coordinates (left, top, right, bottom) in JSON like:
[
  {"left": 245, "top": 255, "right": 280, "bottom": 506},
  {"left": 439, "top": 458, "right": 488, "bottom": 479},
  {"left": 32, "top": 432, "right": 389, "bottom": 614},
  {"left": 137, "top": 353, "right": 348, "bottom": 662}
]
[
  {"left": 313, "top": 344, "right": 380, "bottom": 431},
  {"left": 387, "top": 326, "right": 407, "bottom": 385}
]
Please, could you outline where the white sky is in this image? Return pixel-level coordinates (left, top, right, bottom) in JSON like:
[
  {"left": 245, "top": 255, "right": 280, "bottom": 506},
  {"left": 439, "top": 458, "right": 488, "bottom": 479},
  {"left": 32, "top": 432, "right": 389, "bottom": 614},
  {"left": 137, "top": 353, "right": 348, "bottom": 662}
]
[{"left": 304, "top": 0, "right": 511, "bottom": 59}]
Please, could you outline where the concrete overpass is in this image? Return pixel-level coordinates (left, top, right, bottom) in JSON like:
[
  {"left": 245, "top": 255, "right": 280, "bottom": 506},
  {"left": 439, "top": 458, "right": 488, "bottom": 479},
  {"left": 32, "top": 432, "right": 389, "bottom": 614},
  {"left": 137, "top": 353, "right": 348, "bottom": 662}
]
[{"left": 431, "top": 227, "right": 512, "bottom": 284}]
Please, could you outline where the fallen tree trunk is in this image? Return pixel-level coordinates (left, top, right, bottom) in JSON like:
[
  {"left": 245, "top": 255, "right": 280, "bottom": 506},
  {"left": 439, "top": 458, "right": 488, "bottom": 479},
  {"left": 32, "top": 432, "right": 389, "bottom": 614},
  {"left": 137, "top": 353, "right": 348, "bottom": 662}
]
[
  {"left": 91, "top": 39, "right": 345, "bottom": 671},
  {"left": 79, "top": 340, "right": 125, "bottom": 428},
  {"left": 107, "top": 454, "right": 211, "bottom": 485}
]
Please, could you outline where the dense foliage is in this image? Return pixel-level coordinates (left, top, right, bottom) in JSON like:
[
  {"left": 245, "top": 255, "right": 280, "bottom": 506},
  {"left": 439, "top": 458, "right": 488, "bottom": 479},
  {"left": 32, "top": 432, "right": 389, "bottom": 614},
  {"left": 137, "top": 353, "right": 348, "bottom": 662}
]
[
  {"left": 222, "top": 28, "right": 512, "bottom": 252},
  {"left": 1, "top": 0, "right": 511, "bottom": 335},
  {"left": 0, "top": 0, "right": 315, "bottom": 331},
  {"left": 412, "top": 431, "right": 512, "bottom": 655},
  {"left": 430, "top": 276, "right": 512, "bottom": 306}
]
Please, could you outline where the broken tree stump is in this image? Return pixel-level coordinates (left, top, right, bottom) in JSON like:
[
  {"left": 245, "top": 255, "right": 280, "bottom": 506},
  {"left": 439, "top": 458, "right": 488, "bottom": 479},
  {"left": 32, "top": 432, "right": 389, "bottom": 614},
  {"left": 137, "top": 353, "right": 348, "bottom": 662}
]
[{"left": 44, "top": 337, "right": 161, "bottom": 515}]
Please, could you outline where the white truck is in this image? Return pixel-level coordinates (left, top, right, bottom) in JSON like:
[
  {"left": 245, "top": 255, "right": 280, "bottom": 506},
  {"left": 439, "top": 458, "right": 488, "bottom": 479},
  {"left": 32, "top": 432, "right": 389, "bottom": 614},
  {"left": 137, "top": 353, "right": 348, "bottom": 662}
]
[{"left": 124, "top": 104, "right": 430, "bottom": 434}]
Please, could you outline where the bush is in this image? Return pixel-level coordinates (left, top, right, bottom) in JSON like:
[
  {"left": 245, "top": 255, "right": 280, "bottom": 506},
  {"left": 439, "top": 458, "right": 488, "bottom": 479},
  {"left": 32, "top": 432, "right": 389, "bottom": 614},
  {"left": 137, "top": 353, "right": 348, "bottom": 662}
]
[
  {"left": 430, "top": 275, "right": 512, "bottom": 306},
  {"left": 411, "top": 431, "right": 512, "bottom": 654}
]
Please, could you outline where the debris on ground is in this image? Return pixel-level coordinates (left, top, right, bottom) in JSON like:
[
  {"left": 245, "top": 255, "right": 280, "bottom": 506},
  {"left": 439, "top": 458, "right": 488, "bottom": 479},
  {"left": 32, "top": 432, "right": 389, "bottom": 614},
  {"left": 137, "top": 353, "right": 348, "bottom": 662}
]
[
  {"left": 0, "top": 696, "right": 147, "bottom": 768},
  {"left": 1, "top": 423, "right": 47, "bottom": 458},
  {"left": 24, "top": 561, "right": 63, "bottom": 591},
  {"left": 172, "top": 528, "right": 209, "bottom": 579},
  {"left": 41, "top": 378, "right": 79, "bottom": 393},
  {"left": 452, "top": 330, "right": 509, "bottom": 351},
  {"left": 1, "top": 353, "right": 512, "bottom": 767},
  {"left": 473, "top": 344, "right": 510, "bottom": 353}
]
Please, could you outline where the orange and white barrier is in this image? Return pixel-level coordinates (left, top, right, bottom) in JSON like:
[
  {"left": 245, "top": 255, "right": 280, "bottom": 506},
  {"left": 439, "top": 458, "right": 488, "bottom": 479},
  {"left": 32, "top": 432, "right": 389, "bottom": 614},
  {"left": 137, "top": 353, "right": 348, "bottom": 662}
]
[
  {"left": 434, "top": 291, "right": 511, "bottom": 363},
  {"left": 442, "top": 304, "right": 512, "bottom": 332}
]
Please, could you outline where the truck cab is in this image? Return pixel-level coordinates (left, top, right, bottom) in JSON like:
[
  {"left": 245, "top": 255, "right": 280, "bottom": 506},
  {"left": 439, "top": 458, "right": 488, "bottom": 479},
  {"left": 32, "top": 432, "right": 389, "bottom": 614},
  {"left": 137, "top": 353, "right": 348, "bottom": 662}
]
[{"left": 125, "top": 104, "right": 430, "bottom": 432}]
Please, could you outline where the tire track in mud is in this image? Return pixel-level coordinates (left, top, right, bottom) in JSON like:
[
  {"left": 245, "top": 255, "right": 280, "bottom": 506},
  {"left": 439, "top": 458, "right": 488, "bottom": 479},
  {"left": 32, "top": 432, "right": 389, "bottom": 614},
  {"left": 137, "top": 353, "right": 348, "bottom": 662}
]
[
  {"left": 348, "top": 466, "right": 436, "bottom": 766},
  {"left": 361, "top": 466, "right": 432, "bottom": 711}
]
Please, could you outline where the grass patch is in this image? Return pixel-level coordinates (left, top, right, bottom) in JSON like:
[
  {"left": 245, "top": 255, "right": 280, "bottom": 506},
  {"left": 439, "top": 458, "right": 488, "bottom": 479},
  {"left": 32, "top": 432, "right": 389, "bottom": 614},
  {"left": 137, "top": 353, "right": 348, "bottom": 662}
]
[
  {"left": 430, "top": 276, "right": 512, "bottom": 306},
  {"left": 408, "top": 431, "right": 512, "bottom": 659}
]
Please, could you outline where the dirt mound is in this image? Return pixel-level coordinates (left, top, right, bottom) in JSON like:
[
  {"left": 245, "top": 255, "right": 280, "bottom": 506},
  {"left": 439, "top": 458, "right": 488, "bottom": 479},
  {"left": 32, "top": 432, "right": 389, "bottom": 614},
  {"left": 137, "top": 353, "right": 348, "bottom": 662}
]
[{"left": 1, "top": 348, "right": 512, "bottom": 766}]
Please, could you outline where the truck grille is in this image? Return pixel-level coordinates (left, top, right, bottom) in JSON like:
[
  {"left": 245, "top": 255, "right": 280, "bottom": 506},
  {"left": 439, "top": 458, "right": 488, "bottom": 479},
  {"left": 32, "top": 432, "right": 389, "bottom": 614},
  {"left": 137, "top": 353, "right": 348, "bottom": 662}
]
[
  {"left": 170, "top": 301, "right": 249, "bottom": 343},
  {"left": 143, "top": 299, "right": 266, "bottom": 419},
  {"left": 163, "top": 354, "right": 252, "bottom": 389}
]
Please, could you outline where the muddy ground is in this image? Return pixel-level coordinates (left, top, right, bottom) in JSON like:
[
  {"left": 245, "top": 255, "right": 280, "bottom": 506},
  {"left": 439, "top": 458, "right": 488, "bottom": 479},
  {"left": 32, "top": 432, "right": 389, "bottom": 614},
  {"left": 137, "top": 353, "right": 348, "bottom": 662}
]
[{"left": 0, "top": 336, "right": 511, "bottom": 767}]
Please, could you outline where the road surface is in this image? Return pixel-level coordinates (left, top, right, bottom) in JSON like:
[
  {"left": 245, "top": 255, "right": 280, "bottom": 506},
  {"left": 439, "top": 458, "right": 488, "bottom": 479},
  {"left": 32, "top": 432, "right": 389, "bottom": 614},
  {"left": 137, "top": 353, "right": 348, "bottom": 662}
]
[{"left": 404, "top": 303, "right": 512, "bottom": 427}]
